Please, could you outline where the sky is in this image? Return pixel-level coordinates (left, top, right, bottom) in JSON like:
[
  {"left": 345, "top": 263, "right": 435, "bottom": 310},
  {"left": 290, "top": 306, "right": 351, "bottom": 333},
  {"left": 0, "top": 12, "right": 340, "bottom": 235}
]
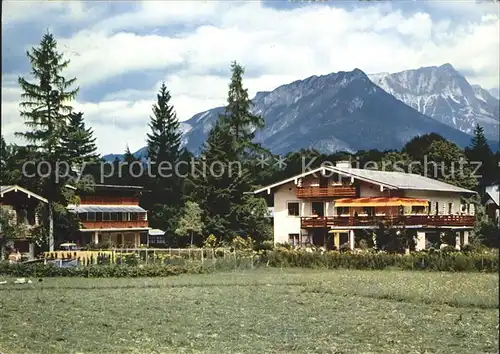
[{"left": 2, "top": 0, "right": 499, "bottom": 155}]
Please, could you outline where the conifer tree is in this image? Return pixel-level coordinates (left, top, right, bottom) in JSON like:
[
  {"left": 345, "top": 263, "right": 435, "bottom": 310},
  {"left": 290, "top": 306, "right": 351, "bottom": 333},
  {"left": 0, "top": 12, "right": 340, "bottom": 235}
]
[
  {"left": 16, "top": 32, "right": 78, "bottom": 155},
  {"left": 192, "top": 118, "right": 243, "bottom": 239},
  {"left": 222, "top": 61, "right": 265, "bottom": 157},
  {"left": 60, "top": 111, "right": 99, "bottom": 168},
  {"left": 145, "top": 82, "right": 184, "bottom": 235},
  {"left": 15, "top": 32, "right": 79, "bottom": 251},
  {"left": 147, "top": 82, "right": 181, "bottom": 164},
  {"left": 465, "top": 124, "right": 496, "bottom": 185},
  {"left": 0, "top": 136, "right": 18, "bottom": 185},
  {"left": 119, "top": 145, "right": 143, "bottom": 186},
  {"left": 191, "top": 63, "right": 271, "bottom": 242}
]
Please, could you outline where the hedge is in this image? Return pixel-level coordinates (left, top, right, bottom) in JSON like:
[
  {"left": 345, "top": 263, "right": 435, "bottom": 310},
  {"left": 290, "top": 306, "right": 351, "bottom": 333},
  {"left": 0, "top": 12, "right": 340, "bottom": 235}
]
[
  {"left": 261, "top": 249, "right": 498, "bottom": 273},
  {"left": 0, "top": 262, "right": 207, "bottom": 278},
  {"left": 1, "top": 249, "right": 497, "bottom": 277}
]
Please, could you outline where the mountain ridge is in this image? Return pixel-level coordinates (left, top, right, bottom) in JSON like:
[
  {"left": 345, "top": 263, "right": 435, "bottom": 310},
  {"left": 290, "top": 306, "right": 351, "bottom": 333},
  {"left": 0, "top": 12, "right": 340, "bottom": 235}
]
[
  {"left": 103, "top": 65, "right": 499, "bottom": 161},
  {"left": 368, "top": 63, "right": 499, "bottom": 140}
]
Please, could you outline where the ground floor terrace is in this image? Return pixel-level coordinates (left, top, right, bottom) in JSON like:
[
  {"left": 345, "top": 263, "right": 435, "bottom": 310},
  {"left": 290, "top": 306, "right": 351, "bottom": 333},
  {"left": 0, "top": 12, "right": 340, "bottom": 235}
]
[
  {"left": 72, "top": 228, "right": 150, "bottom": 248},
  {"left": 290, "top": 227, "right": 471, "bottom": 251}
]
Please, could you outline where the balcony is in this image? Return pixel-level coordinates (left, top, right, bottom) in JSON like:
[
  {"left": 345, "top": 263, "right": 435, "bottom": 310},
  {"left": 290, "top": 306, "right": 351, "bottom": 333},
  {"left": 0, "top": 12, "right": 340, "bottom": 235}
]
[
  {"left": 80, "top": 220, "right": 149, "bottom": 230},
  {"left": 296, "top": 186, "right": 357, "bottom": 198},
  {"left": 300, "top": 215, "right": 475, "bottom": 228},
  {"left": 79, "top": 196, "right": 139, "bottom": 205}
]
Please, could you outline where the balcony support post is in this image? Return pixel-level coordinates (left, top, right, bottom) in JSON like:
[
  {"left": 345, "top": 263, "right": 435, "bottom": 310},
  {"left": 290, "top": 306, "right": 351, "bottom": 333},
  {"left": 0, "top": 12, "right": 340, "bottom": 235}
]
[
  {"left": 93, "top": 231, "right": 99, "bottom": 244},
  {"left": 463, "top": 231, "right": 469, "bottom": 246},
  {"left": 455, "top": 232, "right": 461, "bottom": 250},
  {"left": 415, "top": 231, "right": 426, "bottom": 251},
  {"left": 349, "top": 230, "right": 355, "bottom": 250}
]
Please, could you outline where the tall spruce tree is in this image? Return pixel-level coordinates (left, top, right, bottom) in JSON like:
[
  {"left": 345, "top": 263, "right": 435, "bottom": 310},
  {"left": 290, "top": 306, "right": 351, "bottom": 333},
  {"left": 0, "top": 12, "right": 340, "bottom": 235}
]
[
  {"left": 60, "top": 111, "right": 99, "bottom": 168},
  {"left": 0, "top": 136, "right": 18, "bottom": 185},
  {"left": 15, "top": 32, "right": 79, "bottom": 251},
  {"left": 222, "top": 61, "right": 265, "bottom": 157},
  {"left": 16, "top": 32, "right": 78, "bottom": 154},
  {"left": 120, "top": 145, "right": 143, "bottom": 186},
  {"left": 191, "top": 62, "right": 271, "bottom": 243},
  {"left": 147, "top": 82, "right": 181, "bottom": 164},
  {"left": 145, "top": 82, "right": 184, "bottom": 235},
  {"left": 192, "top": 118, "right": 242, "bottom": 239},
  {"left": 465, "top": 124, "right": 496, "bottom": 186}
]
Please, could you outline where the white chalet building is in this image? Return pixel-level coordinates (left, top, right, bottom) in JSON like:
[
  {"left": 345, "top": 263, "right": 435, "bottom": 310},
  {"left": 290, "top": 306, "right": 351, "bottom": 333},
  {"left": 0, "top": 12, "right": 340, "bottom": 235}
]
[{"left": 253, "top": 161, "right": 476, "bottom": 250}]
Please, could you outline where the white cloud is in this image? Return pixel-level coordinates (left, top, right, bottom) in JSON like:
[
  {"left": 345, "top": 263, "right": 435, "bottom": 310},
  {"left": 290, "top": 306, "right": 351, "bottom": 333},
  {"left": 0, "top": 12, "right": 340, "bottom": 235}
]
[
  {"left": 2, "top": 1, "right": 102, "bottom": 27},
  {"left": 2, "top": 1, "right": 499, "bottom": 154}
]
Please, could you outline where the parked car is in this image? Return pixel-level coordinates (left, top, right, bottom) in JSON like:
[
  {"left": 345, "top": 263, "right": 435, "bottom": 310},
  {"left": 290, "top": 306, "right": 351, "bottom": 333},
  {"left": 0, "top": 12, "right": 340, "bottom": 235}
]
[{"left": 59, "top": 243, "right": 81, "bottom": 251}]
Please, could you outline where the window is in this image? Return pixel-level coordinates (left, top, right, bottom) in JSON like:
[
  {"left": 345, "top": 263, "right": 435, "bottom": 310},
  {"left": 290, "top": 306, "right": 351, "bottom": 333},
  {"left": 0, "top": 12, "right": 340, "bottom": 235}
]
[
  {"left": 288, "top": 202, "right": 300, "bottom": 216},
  {"left": 79, "top": 213, "right": 88, "bottom": 221},
  {"left": 103, "top": 212, "right": 110, "bottom": 221},
  {"left": 149, "top": 235, "right": 166, "bottom": 244},
  {"left": 448, "top": 203, "right": 453, "bottom": 215},
  {"left": 110, "top": 212, "right": 119, "bottom": 221},
  {"left": 288, "top": 233, "right": 300, "bottom": 246},
  {"left": 312, "top": 202, "right": 324, "bottom": 217},
  {"left": 131, "top": 213, "right": 139, "bottom": 221},
  {"left": 123, "top": 212, "right": 130, "bottom": 221},
  {"left": 363, "top": 207, "right": 375, "bottom": 216},
  {"left": 411, "top": 206, "right": 426, "bottom": 215},
  {"left": 337, "top": 207, "right": 349, "bottom": 216},
  {"left": 87, "top": 212, "right": 96, "bottom": 221}
]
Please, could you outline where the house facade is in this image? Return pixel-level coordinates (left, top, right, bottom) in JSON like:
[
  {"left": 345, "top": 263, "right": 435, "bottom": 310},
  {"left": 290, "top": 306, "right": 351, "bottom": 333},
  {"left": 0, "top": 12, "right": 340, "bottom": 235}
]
[
  {"left": 0, "top": 185, "right": 50, "bottom": 259},
  {"left": 484, "top": 184, "right": 499, "bottom": 227},
  {"left": 254, "top": 162, "right": 476, "bottom": 250},
  {"left": 68, "top": 184, "right": 149, "bottom": 248}
]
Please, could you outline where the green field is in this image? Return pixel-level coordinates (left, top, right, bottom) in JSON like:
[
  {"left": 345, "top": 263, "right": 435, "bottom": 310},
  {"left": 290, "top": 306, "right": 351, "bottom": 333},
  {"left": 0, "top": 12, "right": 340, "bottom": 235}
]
[{"left": 0, "top": 269, "right": 498, "bottom": 354}]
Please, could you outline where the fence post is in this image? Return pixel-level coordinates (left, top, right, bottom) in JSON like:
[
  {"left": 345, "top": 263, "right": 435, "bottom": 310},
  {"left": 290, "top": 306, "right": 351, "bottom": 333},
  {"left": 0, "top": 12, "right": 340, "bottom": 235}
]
[{"left": 201, "top": 249, "right": 204, "bottom": 264}]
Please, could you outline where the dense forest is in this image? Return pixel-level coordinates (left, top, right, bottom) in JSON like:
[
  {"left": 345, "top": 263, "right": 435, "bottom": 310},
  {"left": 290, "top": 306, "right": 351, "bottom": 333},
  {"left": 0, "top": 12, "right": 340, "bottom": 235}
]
[{"left": 1, "top": 32, "right": 499, "bottom": 250}]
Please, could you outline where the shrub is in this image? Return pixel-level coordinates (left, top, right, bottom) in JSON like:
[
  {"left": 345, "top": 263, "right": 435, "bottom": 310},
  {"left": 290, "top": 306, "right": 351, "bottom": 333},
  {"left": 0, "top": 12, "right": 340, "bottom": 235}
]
[
  {"left": 203, "top": 234, "right": 218, "bottom": 248},
  {"left": 262, "top": 248, "right": 497, "bottom": 273},
  {"left": 257, "top": 240, "right": 275, "bottom": 251},
  {"left": 0, "top": 262, "right": 206, "bottom": 278}
]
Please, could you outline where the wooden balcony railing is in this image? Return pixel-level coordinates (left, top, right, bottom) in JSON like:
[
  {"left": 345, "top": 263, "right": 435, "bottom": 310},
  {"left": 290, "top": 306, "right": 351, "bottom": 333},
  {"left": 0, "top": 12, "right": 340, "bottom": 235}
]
[
  {"left": 80, "top": 196, "right": 139, "bottom": 205},
  {"left": 80, "top": 220, "right": 149, "bottom": 229},
  {"left": 296, "top": 186, "right": 357, "bottom": 198},
  {"left": 300, "top": 215, "right": 475, "bottom": 228}
]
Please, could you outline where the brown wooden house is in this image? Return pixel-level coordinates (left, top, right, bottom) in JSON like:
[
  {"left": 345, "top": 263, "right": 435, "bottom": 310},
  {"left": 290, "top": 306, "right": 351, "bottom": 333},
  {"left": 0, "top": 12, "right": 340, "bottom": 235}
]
[{"left": 67, "top": 184, "right": 149, "bottom": 248}]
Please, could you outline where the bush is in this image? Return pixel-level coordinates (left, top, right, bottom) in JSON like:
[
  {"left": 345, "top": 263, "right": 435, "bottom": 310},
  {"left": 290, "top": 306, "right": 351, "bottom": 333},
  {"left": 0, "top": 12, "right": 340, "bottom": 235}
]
[
  {"left": 261, "top": 248, "right": 497, "bottom": 273},
  {"left": 0, "top": 262, "right": 206, "bottom": 278},
  {"left": 257, "top": 240, "right": 275, "bottom": 251},
  {"left": 2, "top": 249, "right": 496, "bottom": 277}
]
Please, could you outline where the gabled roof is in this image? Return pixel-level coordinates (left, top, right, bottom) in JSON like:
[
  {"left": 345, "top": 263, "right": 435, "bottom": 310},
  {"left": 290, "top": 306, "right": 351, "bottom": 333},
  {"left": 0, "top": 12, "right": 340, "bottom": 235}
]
[
  {"left": 0, "top": 185, "right": 49, "bottom": 203},
  {"left": 252, "top": 166, "right": 476, "bottom": 195},
  {"left": 340, "top": 168, "right": 475, "bottom": 194},
  {"left": 485, "top": 185, "right": 499, "bottom": 206}
]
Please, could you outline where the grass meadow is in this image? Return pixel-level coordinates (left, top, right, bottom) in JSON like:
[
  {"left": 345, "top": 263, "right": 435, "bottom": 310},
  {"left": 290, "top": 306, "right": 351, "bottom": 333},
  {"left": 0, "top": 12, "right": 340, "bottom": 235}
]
[{"left": 0, "top": 269, "right": 498, "bottom": 354}]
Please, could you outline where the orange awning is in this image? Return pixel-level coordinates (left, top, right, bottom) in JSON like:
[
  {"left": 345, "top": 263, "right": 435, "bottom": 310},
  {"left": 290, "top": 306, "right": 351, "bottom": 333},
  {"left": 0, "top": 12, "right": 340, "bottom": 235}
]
[{"left": 334, "top": 197, "right": 428, "bottom": 207}]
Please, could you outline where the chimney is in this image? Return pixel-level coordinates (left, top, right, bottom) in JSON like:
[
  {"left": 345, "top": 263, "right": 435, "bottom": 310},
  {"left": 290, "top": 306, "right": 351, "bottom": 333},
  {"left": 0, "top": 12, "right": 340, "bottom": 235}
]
[{"left": 335, "top": 160, "right": 351, "bottom": 169}]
